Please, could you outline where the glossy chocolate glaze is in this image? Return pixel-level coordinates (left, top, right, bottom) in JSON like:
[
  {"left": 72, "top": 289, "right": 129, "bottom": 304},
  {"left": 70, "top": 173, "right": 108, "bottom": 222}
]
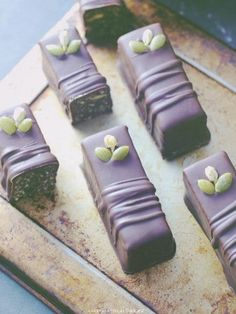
[
  {"left": 39, "top": 27, "right": 111, "bottom": 121},
  {"left": 0, "top": 104, "right": 59, "bottom": 201},
  {"left": 183, "top": 151, "right": 236, "bottom": 292},
  {"left": 81, "top": 125, "right": 176, "bottom": 273},
  {"left": 118, "top": 23, "right": 210, "bottom": 159}
]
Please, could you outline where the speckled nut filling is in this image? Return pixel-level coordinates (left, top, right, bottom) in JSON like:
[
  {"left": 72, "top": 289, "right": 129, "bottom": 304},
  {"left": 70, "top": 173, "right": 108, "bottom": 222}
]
[
  {"left": 84, "top": 5, "right": 132, "bottom": 44},
  {"left": 69, "top": 86, "right": 112, "bottom": 125},
  {"left": 10, "top": 164, "right": 58, "bottom": 204}
]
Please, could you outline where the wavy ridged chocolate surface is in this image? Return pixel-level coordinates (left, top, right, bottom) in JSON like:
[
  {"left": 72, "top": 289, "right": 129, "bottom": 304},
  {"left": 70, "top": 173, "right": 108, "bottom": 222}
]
[
  {"left": 183, "top": 151, "right": 236, "bottom": 293},
  {"left": 101, "top": 177, "right": 165, "bottom": 246},
  {"left": 81, "top": 125, "right": 176, "bottom": 273},
  {"left": 59, "top": 65, "right": 107, "bottom": 105},
  {"left": 118, "top": 23, "right": 210, "bottom": 159},
  {"left": 39, "top": 27, "right": 112, "bottom": 124},
  {"left": 0, "top": 104, "right": 59, "bottom": 202}
]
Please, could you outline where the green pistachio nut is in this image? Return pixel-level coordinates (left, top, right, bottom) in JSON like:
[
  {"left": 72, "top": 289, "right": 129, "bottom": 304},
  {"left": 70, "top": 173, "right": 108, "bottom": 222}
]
[
  {"left": 197, "top": 179, "right": 215, "bottom": 195},
  {"left": 104, "top": 135, "right": 118, "bottom": 152},
  {"left": 142, "top": 29, "right": 153, "bottom": 46},
  {"left": 95, "top": 147, "right": 112, "bottom": 162},
  {"left": 0, "top": 116, "right": 17, "bottom": 135},
  {"left": 59, "top": 29, "right": 70, "bottom": 51},
  {"left": 215, "top": 172, "right": 233, "bottom": 193},
  {"left": 129, "top": 40, "right": 149, "bottom": 54},
  {"left": 17, "top": 118, "right": 33, "bottom": 133},
  {"left": 112, "top": 146, "right": 129, "bottom": 161},
  {"left": 13, "top": 107, "right": 26, "bottom": 125},
  {"left": 66, "top": 40, "right": 81, "bottom": 54},
  {"left": 46, "top": 44, "right": 65, "bottom": 57},
  {"left": 149, "top": 34, "right": 166, "bottom": 51},
  {"left": 205, "top": 166, "right": 218, "bottom": 183}
]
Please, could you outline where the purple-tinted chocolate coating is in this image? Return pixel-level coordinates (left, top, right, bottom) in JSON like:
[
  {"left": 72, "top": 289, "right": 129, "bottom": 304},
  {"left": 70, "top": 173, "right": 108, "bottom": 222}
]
[
  {"left": 39, "top": 27, "right": 112, "bottom": 124},
  {"left": 118, "top": 23, "right": 210, "bottom": 160},
  {"left": 81, "top": 125, "right": 176, "bottom": 273},
  {"left": 0, "top": 104, "right": 59, "bottom": 202},
  {"left": 183, "top": 151, "right": 236, "bottom": 293}
]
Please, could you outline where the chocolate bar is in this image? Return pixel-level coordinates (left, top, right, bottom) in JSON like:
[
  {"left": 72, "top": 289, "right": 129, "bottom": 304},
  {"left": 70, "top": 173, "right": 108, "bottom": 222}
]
[
  {"left": 118, "top": 23, "right": 210, "bottom": 160},
  {"left": 39, "top": 27, "right": 112, "bottom": 125},
  {"left": 0, "top": 104, "right": 59, "bottom": 205},
  {"left": 81, "top": 125, "right": 176, "bottom": 273},
  {"left": 78, "top": 0, "right": 133, "bottom": 44},
  {"left": 183, "top": 151, "right": 236, "bottom": 292}
]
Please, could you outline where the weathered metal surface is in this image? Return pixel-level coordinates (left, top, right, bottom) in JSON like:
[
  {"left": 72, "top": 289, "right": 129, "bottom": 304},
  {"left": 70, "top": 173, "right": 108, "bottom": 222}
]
[
  {"left": 0, "top": 1, "right": 236, "bottom": 313},
  {"left": 2, "top": 49, "right": 235, "bottom": 313},
  {"left": 0, "top": 196, "right": 152, "bottom": 313}
]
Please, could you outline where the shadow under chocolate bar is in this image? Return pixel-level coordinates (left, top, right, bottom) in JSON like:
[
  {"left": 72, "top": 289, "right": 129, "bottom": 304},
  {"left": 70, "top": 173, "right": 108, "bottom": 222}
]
[
  {"left": 81, "top": 125, "right": 176, "bottom": 273},
  {"left": 39, "top": 27, "right": 112, "bottom": 125},
  {"left": 0, "top": 104, "right": 59, "bottom": 206},
  {"left": 117, "top": 23, "right": 210, "bottom": 160},
  {"left": 183, "top": 151, "right": 236, "bottom": 293},
  {"left": 78, "top": 0, "right": 134, "bottom": 45}
]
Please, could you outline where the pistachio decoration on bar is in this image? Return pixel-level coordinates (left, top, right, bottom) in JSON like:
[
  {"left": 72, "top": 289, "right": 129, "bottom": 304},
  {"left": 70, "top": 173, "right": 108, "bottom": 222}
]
[
  {"left": 95, "top": 147, "right": 112, "bottom": 162},
  {"left": 197, "top": 166, "right": 233, "bottom": 195},
  {"left": 111, "top": 146, "right": 129, "bottom": 161},
  {"left": 104, "top": 135, "right": 118, "bottom": 152},
  {"left": 205, "top": 166, "right": 218, "bottom": 183},
  {"left": 17, "top": 118, "right": 33, "bottom": 133},
  {"left": 95, "top": 135, "right": 129, "bottom": 162},
  {"left": 129, "top": 29, "right": 166, "bottom": 54},
  {"left": 197, "top": 179, "right": 215, "bottom": 195},
  {"left": 215, "top": 173, "right": 233, "bottom": 193},
  {"left": 0, "top": 107, "right": 33, "bottom": 135},
  {"left": 46, "top": 29, "right": 81, "bottom": 57}
]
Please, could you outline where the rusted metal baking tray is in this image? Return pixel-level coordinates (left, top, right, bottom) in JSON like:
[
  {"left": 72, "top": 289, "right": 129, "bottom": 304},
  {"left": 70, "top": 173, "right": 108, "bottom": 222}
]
[{"left": 0, "top": 1, "right": 236, "bottom": 313}]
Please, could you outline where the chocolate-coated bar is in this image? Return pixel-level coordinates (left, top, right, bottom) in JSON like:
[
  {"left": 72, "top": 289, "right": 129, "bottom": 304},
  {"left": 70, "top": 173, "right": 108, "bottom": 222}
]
[
  {"left": 81, "top": 125, "right": 176, "bottom": 273},
  {"left": 39, "top": 27, "right": 112, "bottom": 125},
  {"left": 0, "top": 104, "right": 59, "bottom": 205},
  {"left": 78, "top": 0, "right": 133, "bottom": 44},
  {"left": 118, "top": 23, "right": 210, "bottom": 160},
  {"left": 183, "top": 151, "right": 236, "bottom": 292}
]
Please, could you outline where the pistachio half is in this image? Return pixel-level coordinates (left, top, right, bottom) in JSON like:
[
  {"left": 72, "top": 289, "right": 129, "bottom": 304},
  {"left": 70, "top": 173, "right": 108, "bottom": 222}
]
[
  {"left": 205, "top": 166, "right": 218, "bottom": 183},
  {"left": 95, "top": 147, "right": 112, "bottom": 162},
  {"left": 104, "top": 135, "right": 118, "bottom": 152},
  {"left": 59, "top": 30, "right": 70, "bottom": 51},
  {"left": 129, "top": 40, "right": 149, "bottom": 54},
  {"left": 0, "top": 116, "right": 17, "bottom": 135},
  {"left": 46, "top": 44, "right": 64, "bottom": 57},
  {"left": 149, "top": 34, "right": 166, "bottom": 51},
  {"left": 17, "top": 118, "right": 33, "bottom": 133},
  {"left": 112, "top": 146, "right": 129, "bottom": 161},
  {"left": 215, "top": 173, "right": 233, "bottom": 193},
  {"left": 66, "top": 40, "right": 81, "bottom": 54},
  {"left": 142, "top": 29, "right": 153, "bottom": 46},
  {"left": 197, "top": 179, "right": 215, "bottom": 195},
  {"left": 13, "top": 107, "right": 26, "bottom": 125}
]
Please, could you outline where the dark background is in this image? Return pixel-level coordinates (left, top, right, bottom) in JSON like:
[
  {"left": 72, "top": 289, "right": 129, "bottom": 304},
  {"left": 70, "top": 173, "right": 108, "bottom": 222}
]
[{"left": 154, "top": 0, "right": 236, "bottom": 50}]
